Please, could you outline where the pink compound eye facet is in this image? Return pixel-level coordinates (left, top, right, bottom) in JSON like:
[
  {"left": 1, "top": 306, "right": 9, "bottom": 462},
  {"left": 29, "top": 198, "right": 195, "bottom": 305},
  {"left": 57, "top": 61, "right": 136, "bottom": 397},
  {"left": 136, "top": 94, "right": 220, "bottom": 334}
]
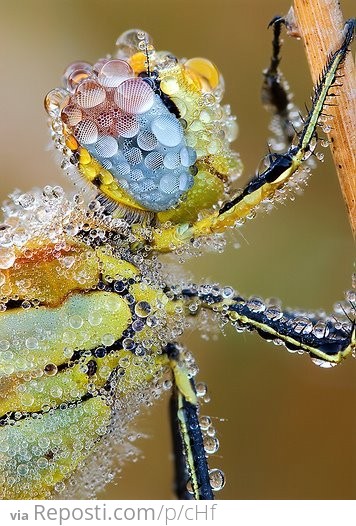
[
  {"left": 61, "top": 104, "right": 83, "bottom": 127},
  {"left": 96, "top": 112, "right": 114, "bottom": 131},
  {"left": 98, "top": 59, "right": 134, "bottom": 88},
  {"left": 114, "top": 78, "right": 155, "bottom": 114},
  {"left": 113, "top": 112, "right": 139, "bottom": 138},
  {"left": 74, "top": 120, "right": 98, "bottom": 144},
  {"left": 55, "top": 33, "right": 198, "bottom": 212},
  {"left": 75, "top": 80, "right": 106, "bottom": 109}
]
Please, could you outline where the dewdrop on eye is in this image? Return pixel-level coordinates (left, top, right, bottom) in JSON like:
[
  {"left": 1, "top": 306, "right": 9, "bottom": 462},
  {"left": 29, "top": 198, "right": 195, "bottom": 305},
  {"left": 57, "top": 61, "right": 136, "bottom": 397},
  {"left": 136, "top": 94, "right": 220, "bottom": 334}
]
[{"left": 45, "top": 28, "right": 241, "bottom": 214}]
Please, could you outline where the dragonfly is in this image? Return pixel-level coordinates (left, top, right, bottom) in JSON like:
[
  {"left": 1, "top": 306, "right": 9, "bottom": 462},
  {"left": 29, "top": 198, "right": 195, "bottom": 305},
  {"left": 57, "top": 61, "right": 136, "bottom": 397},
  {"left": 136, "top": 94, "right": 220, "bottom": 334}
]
[{"left": 0, "top": 15, "right": 354, "bottom": 500}]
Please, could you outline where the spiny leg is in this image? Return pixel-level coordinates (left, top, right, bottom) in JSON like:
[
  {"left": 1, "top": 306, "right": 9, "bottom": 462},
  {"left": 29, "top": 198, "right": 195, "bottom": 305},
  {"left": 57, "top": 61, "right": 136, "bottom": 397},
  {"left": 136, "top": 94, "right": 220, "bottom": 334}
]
[
  {"left": 178, "top": 285, "right": 355, "bottom": 366},
  {"left": 261, "top": 16, "right": 298, "bottom": 149},
  {"left": 152, "top": 19, "right": 354, "bottom": 252},
  {"left": 164, "top": 342, "right": 215, "bottom": 500}
]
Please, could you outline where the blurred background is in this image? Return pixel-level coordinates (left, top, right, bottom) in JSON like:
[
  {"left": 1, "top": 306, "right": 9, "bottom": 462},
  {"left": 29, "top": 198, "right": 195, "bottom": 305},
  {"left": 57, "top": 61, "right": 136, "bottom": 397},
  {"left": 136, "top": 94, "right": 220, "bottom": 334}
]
[{"left": 0, "top": 0, "right": 354, "bottom": 500}]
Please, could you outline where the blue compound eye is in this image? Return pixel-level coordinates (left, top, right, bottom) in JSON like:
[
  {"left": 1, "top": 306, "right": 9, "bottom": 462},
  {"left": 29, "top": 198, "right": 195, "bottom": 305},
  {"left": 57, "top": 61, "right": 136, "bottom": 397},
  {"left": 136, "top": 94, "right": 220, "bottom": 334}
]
[
  {"left": 59, "top": 64, "right": 196, "bottom": 212},
  {"left": 150, "top": 115, "right": 183, "bottom": 147},
  {"left": 46, "top": 30, "right": 241, "bottom": 216}
]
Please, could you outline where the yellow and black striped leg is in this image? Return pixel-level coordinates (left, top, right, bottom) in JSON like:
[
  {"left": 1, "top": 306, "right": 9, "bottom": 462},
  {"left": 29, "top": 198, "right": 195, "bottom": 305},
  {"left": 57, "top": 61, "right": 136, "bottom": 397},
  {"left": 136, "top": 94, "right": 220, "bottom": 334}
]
[
  {"left": 152, "top": 20, "right": 354, "bottom": 252},
  {"left": 164, "top": 343, "right": 214, "bottom": 500},
  {"left": 180, "top": 287, "right": 355, "bottom": 365},
  {"left": 214, "top": 18, "right": 354, "bottom": 225}
]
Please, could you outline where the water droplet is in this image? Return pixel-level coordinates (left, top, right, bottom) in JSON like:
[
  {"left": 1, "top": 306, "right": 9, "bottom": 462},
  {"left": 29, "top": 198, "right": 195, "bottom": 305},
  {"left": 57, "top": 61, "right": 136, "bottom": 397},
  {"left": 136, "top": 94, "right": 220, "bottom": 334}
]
[
  {"left": 204, "top": 436, "right": 220, "bottom": 455},
  {"left": 132, "top": 319, "right": 145, "bottom": 332},
  {"left": 25, "top": 337, "right": 39, "bottom": 350},
  {"left": 69, "top": 315, "right": 83, "bottom": 329},
  {"left": 346, "top": 290, "right": 356, "bottom": 304},
  {"left": 115, "top": 78, "right": 154, "bottom": 114},
  {"left": 54, "top": 481, "right": 66, "bottom": 493},
  {"left": 134, "top": 301, "right": 152, "bottom": 318},
  {"left": 312, "top": 321, "right": 329, "bottom": 339},
  {"left": 292, "top": 317, "right": 313, "bottom": 334},
  {"left": 98, "top": 59, "right": 133, "bottom": 87},
  {"left": 265, "top": 307, "right": 283, "bottom": 321},
  {"left": 17, "top": 464, "right": 29, "bottom": 477},
  {"left": 123, "top": 338, "right": 135, "bottom": 351},
  {"left": 311, "top": 357, "right": 337, "bottom": 368},
  {"left": 247, "top": 297, "right": 265, "bottom": 313},
  {"left": 0, "top": 339, "right": 10, "bottom": 351},
  {"left": 186, "top": 479, "right": 194, "bottom": 495},
  {"left": 199, "top": 415, "right": 211, "bottom": 430},
  {"left": 207, "top": 424, "right": 216, "bottom": 437},
  {"left": 196, "top": 382, "right": 207, "bottom": 398},
  {"left": 146, "top": 315, "right": 159, "bottom": 327},
  {"left": 222, "top": 286, "right": 234, "bottom": 299},
  {"left": 209, "top": 468, "right": 225, "bottom": 491},
  {"left": 45, "top": 88, "right": 69, "bottom": 117},
  {"left": 0, "top": 247, "right": 15, "bottom": 269},
  {"left": 44, "top": 363, "right": 58, "bottom": 376}
]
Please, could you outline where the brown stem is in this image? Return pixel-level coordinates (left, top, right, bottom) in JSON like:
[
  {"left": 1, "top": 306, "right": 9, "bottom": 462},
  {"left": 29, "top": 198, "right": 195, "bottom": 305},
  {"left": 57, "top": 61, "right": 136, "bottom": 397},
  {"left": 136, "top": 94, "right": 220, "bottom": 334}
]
[{"left": 291, "top": 0, "right": 355, "bottom": 236}]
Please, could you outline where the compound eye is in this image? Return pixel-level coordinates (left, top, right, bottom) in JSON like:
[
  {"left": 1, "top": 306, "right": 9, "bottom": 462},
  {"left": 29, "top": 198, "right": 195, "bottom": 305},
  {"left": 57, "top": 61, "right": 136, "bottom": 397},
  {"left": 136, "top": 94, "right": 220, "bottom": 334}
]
[
  {"left": 52, "top": 54, "right": 196, "bottom": 213},
  {"left": 45, "top": 29, "right": 241, "bottom": 219},
  {"left": 114, "top": 78, "right": 155, "bottom": 114}
]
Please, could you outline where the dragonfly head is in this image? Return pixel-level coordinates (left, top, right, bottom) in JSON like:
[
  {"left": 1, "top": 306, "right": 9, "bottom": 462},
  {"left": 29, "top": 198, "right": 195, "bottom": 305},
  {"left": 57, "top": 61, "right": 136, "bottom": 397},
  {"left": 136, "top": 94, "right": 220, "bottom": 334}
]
[{"left": 45, "top": 30, "right": 242, "bottom": 223}]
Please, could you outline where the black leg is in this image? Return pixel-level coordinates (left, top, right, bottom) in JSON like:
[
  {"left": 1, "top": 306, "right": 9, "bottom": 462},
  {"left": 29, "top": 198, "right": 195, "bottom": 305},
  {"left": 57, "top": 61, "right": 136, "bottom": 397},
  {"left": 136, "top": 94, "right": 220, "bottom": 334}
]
[
  {"left": 261, "top": 16, "right": 297, "bottom": 148},
  {"left": 179, "top": 287, "right": 355, "bottom": 365},
  {"left": 165, "top": 343, "right": 214, "bottom": 500}
]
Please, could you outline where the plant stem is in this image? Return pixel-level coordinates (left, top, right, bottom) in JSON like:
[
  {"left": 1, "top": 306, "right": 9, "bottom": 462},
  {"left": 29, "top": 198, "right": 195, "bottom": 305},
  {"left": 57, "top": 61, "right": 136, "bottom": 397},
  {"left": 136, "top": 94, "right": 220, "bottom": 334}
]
[{"left": 292, "top": 0, "right": 355, "bottom": 236}]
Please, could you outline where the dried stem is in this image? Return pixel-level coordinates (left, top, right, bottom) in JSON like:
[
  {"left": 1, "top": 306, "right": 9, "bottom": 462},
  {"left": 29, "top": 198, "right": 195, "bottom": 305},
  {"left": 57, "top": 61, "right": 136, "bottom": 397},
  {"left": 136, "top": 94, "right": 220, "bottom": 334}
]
[{"left": 291, "top": 0, "right": 355, "bottom": 236}]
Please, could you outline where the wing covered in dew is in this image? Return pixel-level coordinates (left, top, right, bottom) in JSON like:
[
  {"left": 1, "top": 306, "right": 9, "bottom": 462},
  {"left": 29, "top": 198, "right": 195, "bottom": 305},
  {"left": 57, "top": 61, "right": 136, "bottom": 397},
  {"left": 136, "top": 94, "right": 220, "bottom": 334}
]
[{"left": 0, "top": 188, "right": 185, "bottom": 499}]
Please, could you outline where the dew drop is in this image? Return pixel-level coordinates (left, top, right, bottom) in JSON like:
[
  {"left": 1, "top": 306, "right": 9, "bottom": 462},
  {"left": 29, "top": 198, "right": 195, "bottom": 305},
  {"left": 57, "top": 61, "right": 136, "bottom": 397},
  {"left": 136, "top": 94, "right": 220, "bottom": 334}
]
[
  {"left": 17, "top": 464, "right": 29, "bottom": 477},
  {"left": 123, "top": 338, "right": 135, "bottom": 351},
  {"left": 98, "top": 59, "right": 133, "bottom": 87},
  {"left": 311, "top": 357, "right": 337, "bottom": 368},
  {"left": 222, "top": 286, "right": 234, "bottom": 299},
  {"left": 115, "top": 78, "right": 154, "bottom": 114},
  {"left": 75, "top": 80, "right": 106, "bottom": 109},
  {"left": 101, "top": 333, "right": 116, "bottom": 346},
  {"left": 199, "top": 415, "right": 211, "bottom": 430},
  {"left": 312, "top": 321, "right": 329, "bottom": 339},
  {"left": 54, "top": 481, "right": 66, "bottom": 493},
  {"left": 45, "top": 88, "right": 69, "bottom": 117},
  {"left": 25, "top": 337, "right": 39, "bottom": 350},
  {"left": 44, "top": 363, "right": 58, "bottom": 377},
  {"left": 204, "top": 436, "right": 220, "bottom": 455},
  {"left": 135, "top": 301, "right": 152, "bottom": 318},
  {"left": 0, "top": 247, "right": 15, "bottom": 269},
  {"left": 196, "top": 382, "right": 207, "bottom": 398},
  {"left": 69, "top": 315, "right": 84, "bottom": 329},
  {"left": 209, "top": 468, "right": 225, "bottom": 491},
  {"left": 186, "top": 479, "right": 194, "bottom": 495},
  {"left": 151, "top": 115, "right": 183, "bottom": 147}
]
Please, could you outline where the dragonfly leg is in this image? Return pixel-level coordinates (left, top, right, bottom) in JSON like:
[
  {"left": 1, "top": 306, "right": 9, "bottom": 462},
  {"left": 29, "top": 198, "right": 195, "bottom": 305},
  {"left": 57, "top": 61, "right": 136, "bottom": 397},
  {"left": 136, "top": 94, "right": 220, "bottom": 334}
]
[
  {"left": 164, "top": 342, "right": 214, "bottom": 500},
  {"left": 152, "top": 20, "right": 354, "bottom": 252},
  {"left": 179, "top": 286, "right": 355, "bottom": 365},
  {"left": 261, "top": 16, "right": 299, "bottom": 149}
]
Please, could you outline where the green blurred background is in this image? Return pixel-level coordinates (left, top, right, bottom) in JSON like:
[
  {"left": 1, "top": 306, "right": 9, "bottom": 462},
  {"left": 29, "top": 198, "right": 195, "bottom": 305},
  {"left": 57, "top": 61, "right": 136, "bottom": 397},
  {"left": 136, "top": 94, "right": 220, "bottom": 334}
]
[{"left": 0, "top": 0, "right": 355, "bottom": 500}]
